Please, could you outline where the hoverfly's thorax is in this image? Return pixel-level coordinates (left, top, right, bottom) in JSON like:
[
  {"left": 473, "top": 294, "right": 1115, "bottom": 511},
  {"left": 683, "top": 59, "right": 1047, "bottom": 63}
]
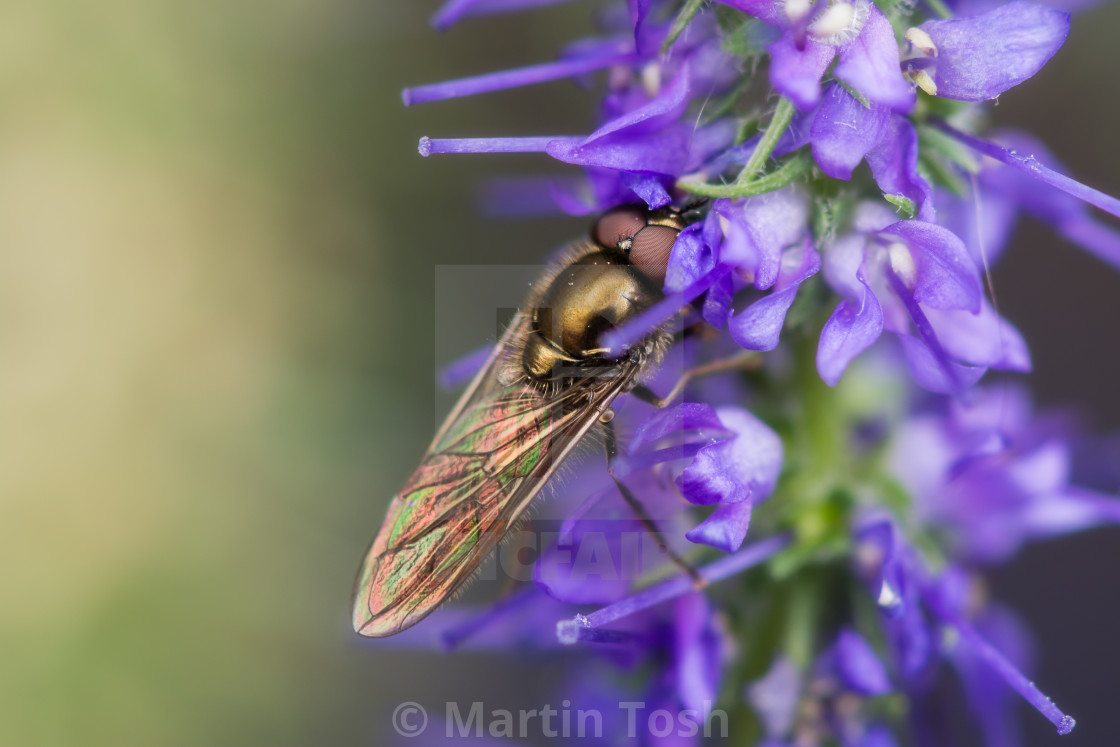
[{"left": 524, "top": 250, "right": 660, "bottom": 380}]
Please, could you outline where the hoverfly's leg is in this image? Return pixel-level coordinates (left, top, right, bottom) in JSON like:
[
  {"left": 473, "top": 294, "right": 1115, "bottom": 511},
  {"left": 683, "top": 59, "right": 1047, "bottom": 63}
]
[
  {"left": 631, "top": 350, "right": 761, "bottom": 409},
  {"left": 669, "top": 319, "right": 716, "bottom": 346},
  {"left": 602, "top": 420, "right": 706, "bottom": 589}
]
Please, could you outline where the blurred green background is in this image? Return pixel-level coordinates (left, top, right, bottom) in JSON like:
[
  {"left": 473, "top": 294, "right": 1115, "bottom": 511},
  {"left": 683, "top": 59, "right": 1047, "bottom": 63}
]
[{"left": 0, "top": 2, "right": 1117, "bottom": 746}]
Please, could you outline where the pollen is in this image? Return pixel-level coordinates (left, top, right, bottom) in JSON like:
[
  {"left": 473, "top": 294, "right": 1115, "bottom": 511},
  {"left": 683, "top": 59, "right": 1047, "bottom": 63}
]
[
  {"left": 783, "top": 0, "right": 813, "bottom": 25},
  {"left": 905, "top": 27, "right": 938, "bottom": 57},
  {"left": 808, "top": 0, "right": 869, "bottom": 45},
  {"left": 887, "top": 241, "right": 918, "bottom": 290},
  {"left": 912, "top": 69, "right": 938, "bottom": 96}
]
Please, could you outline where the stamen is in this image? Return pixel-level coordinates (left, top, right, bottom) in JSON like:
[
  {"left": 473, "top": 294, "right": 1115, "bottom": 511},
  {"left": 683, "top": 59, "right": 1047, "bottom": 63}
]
[
  {"left": 439, "top": 586, "right": 539, "bottom": 650},
  {"left": 556, "top": 534, "right": 790, "bottom": 639},
  {"left": 936, "top": 120, "right": 1120, "bottom": 223},
  {"left": 623, "top": 442, "right": 708, "bottom": 473},
  {"left": 1052, "top": 213, "right": 1120, "bottom": 271},
  {"left": 556, "top": 619, "right": 651, "bottom": 646},
  {"left": 951, "top": 618, "right": 1077, "bottom": 735},
  {"left": 432, "top": 0, "right": 589, "bottom": 31},
  {"left": 438, "top": 344, "right": 491, "bottom": 390},
  {"left": 599, "top": 266, "right": 730, "bottom": 356},
  {"left": 912, "top": 70, "right": 938, "bottom": 96},
  {"left": 402, "top": 52, "right": 638, "bottom": 106},
  {"left": 904, "top": 27, "right": 937, "bottom": 57},
  {"left": 887, "top": 242, "right": 918, "bottom": 290},
  {"left": 886, "top": 268, "right": 964, "bottom": 390},
  {"left": 418, "top": 136, "right": 578, "bottom": 156}
]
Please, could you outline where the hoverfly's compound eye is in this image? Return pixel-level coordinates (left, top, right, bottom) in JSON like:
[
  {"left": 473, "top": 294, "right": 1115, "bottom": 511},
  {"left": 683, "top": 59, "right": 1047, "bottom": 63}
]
[
  {"left": 593, "top": 205, "right": 647, "bottom": 250},
  {"left": 628, "top": 224, "right": 678, "bottom": 285}
]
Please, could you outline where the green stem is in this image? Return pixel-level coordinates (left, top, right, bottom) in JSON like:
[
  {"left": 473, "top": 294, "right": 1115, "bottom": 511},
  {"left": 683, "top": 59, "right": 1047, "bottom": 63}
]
[
  {"left": 795, "top": 323, "right": 842, "bottom": 473},
  {"left": 661, "top": 0, "right": 706, "bottom": 54},
  {"left": 784, "top": 574, "right": 819, "bottom": 668},
  {"left": 737, "top": 96, "right": 796, "bottom": 185},
  {"left": 677, "top": 151, "right": 812, "bottom": 199}
]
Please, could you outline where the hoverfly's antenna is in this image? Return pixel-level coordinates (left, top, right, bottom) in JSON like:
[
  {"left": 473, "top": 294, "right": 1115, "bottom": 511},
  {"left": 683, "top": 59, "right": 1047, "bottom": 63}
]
[{"left": 592, "top": 204, "right": 647, "bottom": 250}]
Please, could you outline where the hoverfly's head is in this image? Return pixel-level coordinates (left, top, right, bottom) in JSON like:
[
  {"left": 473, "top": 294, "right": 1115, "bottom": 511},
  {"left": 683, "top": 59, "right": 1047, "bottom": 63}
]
[{"left": 591, "top": 204, "right": 700, "bottom": 286}]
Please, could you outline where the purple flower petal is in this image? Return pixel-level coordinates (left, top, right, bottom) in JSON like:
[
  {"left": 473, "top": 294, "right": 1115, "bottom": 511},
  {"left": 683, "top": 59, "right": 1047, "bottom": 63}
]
[
  {"left": 748, "top": 656, "right": 801, "bottom": 738},
  {"left": 534, "top": 517, "right": 641, "bottom": 604},
  {"left": 712, "top": 0, "right": 786, "bottom": 26},
  {"left": 833, "top": 628, "right": 892, "bottom": 696},
  {"left": 672, "top": 593, "right": 723, "bottom": 717},
  {"left": 865, "top": 117, "right": 935, "bottom": 221},
  {"left": 594, "top": 65, "right": 692, "bottom": 138},
  {"left": 810, "top": 83, "right": 890, "bottom": 180},
  {"left": 702, "top": 273, "right": 735, "bottom": 329},
  {"left": 664, "top": 223, "right": 714, "bottom": 293},
  {"left": 729, "top": 241, "right": 821, "bottom": 351},
  {"left": 686, "top": 500, "right": 753, "bottom": 552},
  {"left": 924, "top": 299, "right": 1032, "bottom": 372},
  {"left": 677, "top": 406, "right": 783, "bottom": 507},
  {"left": 629, "top": 402, "right": 729, "bottom": 454},
  {"left": 860, "top": 725, "right": 900, "bottom": 747},
  {"left": 717, "top": 188, "right": 810, "bottom": 289},
  {"left": 897, "top": 334, "right": 987, "bottom": 393},
  {"left": 768, "top": 32, "right": 837, "bottom": 110},
  {"left": 729, "top": 286, "right": 801, "bottom": 352},
  {"left": 852, "top": 517, "right": 906, "bottom": 616},
  {"left": 546, "top": 67, "right": 696, "bottom": 175},
  {"left": 817, "top": 281, "right": 884, "bottom": 386},
  {"left": 547, "top": 127, "right": 696, "bottom": 175},
  {"left": 917, "top": 1, "right": 1070, "bottom": 101},
  {"left": 834, "top": 4, "right": 915, "bottom": 112},
  {"left": 627, "top": 0, "right": 656, "bottom": 53},
  {"left": 878, "top": 220, "right": 982, "bottom": 312},
  {"left": 620, "top": 171, "right": 673, "bottom": 208}
]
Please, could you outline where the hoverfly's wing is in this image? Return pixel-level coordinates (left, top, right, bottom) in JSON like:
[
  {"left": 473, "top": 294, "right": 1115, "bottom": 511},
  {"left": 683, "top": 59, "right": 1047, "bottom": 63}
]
[{"left": 352, "top": 316, "right": 640, "bottom": 637}]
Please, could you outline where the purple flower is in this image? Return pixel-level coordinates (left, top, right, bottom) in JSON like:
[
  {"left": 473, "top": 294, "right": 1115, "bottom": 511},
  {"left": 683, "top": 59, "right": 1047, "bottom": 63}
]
[
  {"left": 888, "top": 386, "right": 1120, "bottom": 563},
  {"left": 905, "top": 1, "right": 1070, "bottom": 101},
  {"left": 678, "top": 405, "right": 783, "bottom": 552},
  {"left": 746, "top": 630, "right": 896, "bottom": 746},
  {"left": 816, "top": 204, "right": 1030, "bottom": 390},
  {"left": 623, "top": 401, "right": 784, "bottom": 553},
  {"left": 851, "top": 516, "right": 1079, "bottom": 736},
  {"left": 718, "top": 0, "right": 914, "bottom": 111}
]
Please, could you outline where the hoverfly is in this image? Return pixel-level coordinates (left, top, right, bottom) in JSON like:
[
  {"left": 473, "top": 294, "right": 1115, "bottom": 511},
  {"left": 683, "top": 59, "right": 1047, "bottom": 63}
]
[{"left": 352, "top": 203, "right": 702, "bottom": 637}]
